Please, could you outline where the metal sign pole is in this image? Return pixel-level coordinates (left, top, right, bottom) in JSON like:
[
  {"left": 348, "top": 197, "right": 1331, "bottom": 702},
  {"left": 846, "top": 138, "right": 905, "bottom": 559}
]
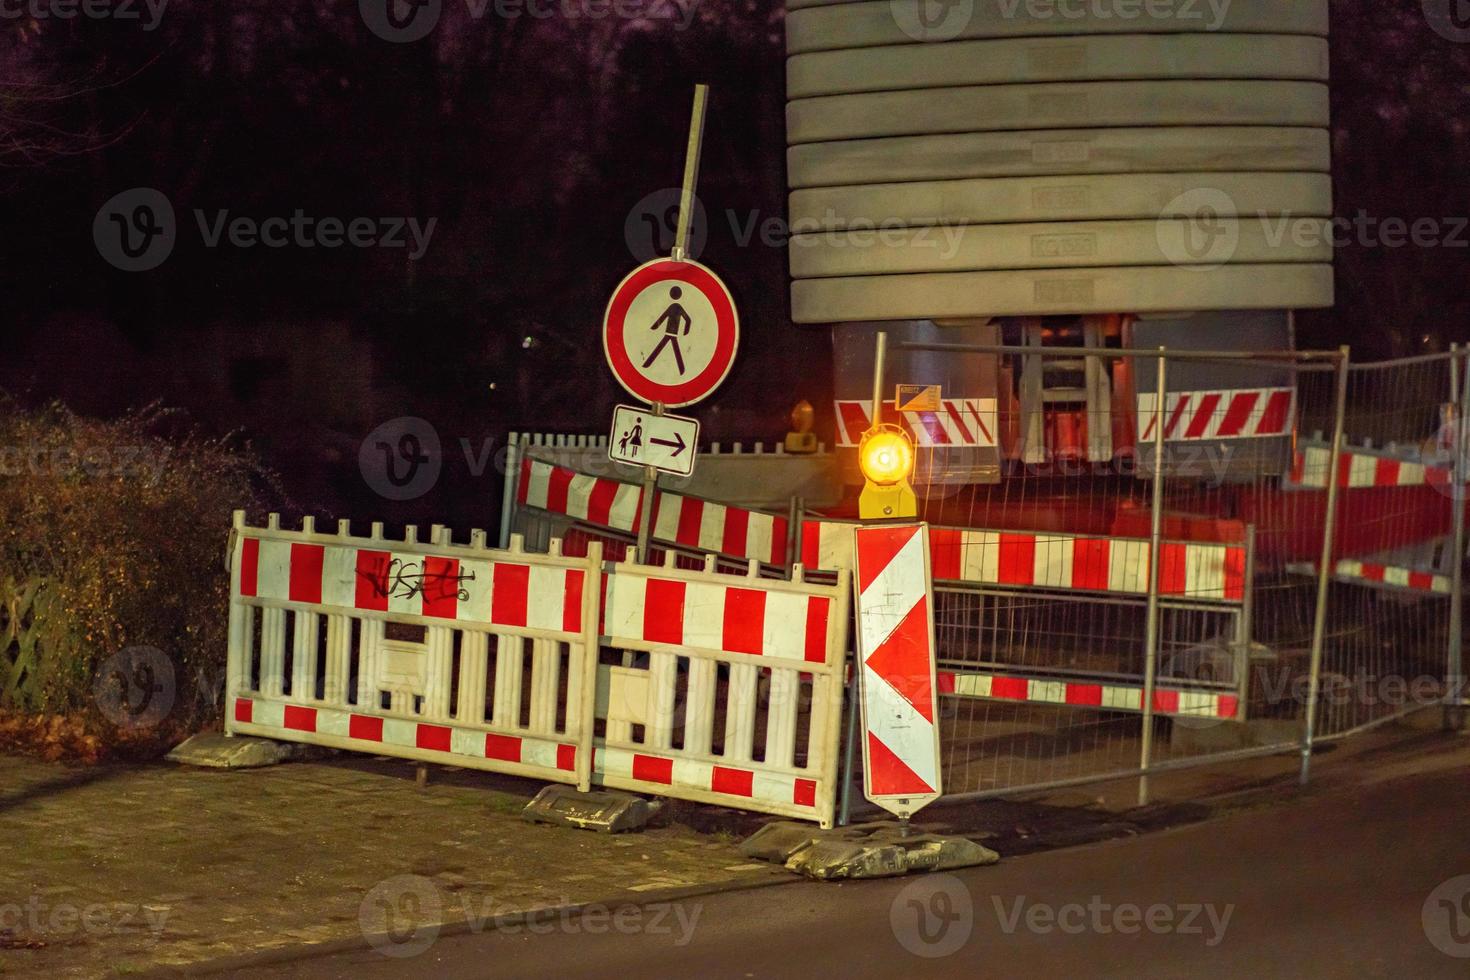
[
  {"left": 672, "top": 84, "right": 708, "bottom": 264},
  {"left": 635, "top": 402, "right": 666, "bottom": 565}
]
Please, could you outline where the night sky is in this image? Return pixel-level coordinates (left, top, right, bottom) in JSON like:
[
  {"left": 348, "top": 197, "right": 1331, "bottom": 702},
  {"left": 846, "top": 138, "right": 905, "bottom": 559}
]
[{"left": 1, "top": 0, "right": 1467, "bottom": 528}]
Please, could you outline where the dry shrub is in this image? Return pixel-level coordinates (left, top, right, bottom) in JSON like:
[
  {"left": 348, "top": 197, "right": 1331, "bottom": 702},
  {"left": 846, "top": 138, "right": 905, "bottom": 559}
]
[{"left": 0, "top": 396, "right": 284, "bottom": 758}]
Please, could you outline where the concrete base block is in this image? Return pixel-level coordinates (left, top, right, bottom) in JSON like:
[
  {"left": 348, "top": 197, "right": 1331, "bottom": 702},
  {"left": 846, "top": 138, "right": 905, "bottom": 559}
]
[
  {"left": 1170, "top": 717, "right": 1305, "bottom": 753},
  {"left": 740, "top": 821, "right": 1000, "bottom": 881},
  {"left": 520, "top": 785, "right": 662, "bottom": 833},
  {"left": 167, "top": 733, "right": 323, "bottom": 769}
]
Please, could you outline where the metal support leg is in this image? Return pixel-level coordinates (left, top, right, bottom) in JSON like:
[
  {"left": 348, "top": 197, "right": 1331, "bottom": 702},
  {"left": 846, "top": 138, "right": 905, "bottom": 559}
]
[
  {"left": 1138, "top": 349, "right": 1168, "bottom": 807},
  {"left": 1301, "top": 347, "right": 1352, "bottom": 784}
]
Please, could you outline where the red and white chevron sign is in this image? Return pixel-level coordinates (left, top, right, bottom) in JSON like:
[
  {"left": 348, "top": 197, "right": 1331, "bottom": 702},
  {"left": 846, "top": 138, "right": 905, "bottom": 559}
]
[
  {"left": 1138, "top": 388, "right": 1295, "bottom": 442},
  {"left": 835, "top": 399, "right": 998, "bottom": 448},
  {"left": 853, "top": 524, "right": 942, "bottom": 818}
]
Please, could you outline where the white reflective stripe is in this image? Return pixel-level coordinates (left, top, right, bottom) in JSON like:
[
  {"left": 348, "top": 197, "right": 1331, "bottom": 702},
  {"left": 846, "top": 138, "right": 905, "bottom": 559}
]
[
  {"left": 856, "top": 529, "right": 927, "bottom": 655},
  {"left": 607, "top": 484, "right": 643, "bottom": 533},
  {"left": 256, "top": 540, "right": 292, "bottom": 600},
  {"left": 1101, "top": 686, "right": 1141, "bottom": 711},
  {"left": 1032, "top": 536, "right": 1075, "bottom": 588},
  {"left": 819, "top": 524, "right": 855, "bottom": 571},
  {"left": 954, "top": 673, "right": 991, "bottom": 698},
  {"left": 603, "top": 575, "right": 648, "bottom": 640},
  {"left": 1347, "top": 453, "right": 1378, "bottom": 487},
  {"left": 316, "top": 709, "right": 351, "bottom": 737},
  {"left": 747, "top": 514, "right": 776, "bottom": 564},
  {"left": 653, "top": 494, "right": 684, "bottom": 542},
  {"left": 253, "top": 700, "right": 285, "bottom": 728},
  {"left": 762, "top": 590, "right": 811, "bottom": 661},
  {"left": 451, "top": 728, "right": 485, "bottom": 757},
  {"left": 1109, "top": 540, "right": 1151, "bottom": 594},
  {"left": 521, "top": 739, "right": 559, "bottom": 770},
  {"left": 525, "top": 565, "right": 566, "bottom": 631},
  {"left": 960, "top": 531, "right": 1000, "bottom": 583},
  {"left": 681, "top": 582, "right": 728, "bottom": 651},
  {"left": 1030, "top": 680, "right": 1067, "bottom": 704},
  {"left": 565, "top": 474, "right": 601, "bottom": 522},
  {"left": 1186, "top": 544, "right": 1226, "bottom": 599},
  {"left": 322, "top": 545, "right": 357, "bottom": 608},
  {"left": 698, "top": 503, "right": 727, "bottom": 552},
  {"left": 524, "top": 462, "right": 552, "bottom": 509},
  {"left": 863, "top": 666, "right": 940, "bottom": 789},
  {"left": 458, "top": 557, "right": 494, "bottom": 622},
  {"left": 382, "top": 718, "right": 417, "bottom": 747}
]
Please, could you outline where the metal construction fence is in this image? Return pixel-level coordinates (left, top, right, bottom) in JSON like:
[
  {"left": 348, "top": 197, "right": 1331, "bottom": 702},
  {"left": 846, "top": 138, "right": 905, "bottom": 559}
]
[{"left": 504, "top": 343, "right": 1469, "bottom": 816}]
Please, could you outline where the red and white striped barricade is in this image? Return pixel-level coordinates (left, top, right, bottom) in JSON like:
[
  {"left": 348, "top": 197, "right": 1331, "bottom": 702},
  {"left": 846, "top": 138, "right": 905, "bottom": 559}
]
[
  {"left": 1136, "top": 387, "right": 1296, "bottom": 442},
  {"left": 596, "top": 552, "right": 851, "bottom": 827},
  {"left": 802, "top": 521, "right": 1247, "bottom": 604},
  {"left": 225, "top": 512, "right": 603, "bottom": 791},
  {"left": 1286, "top": 439, "right": 1453, "bottom": 491},
  {"left": 517, "top": 457, "right": 790, "bottom": 567},
  {"left": 851, "top": 524, "right": 943, "bottom": 819}
]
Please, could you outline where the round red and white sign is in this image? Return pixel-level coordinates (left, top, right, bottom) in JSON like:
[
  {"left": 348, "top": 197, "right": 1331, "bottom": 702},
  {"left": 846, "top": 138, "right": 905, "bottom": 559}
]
[{"left": 602, "top": 258, "right": 739, "bottom": 408}]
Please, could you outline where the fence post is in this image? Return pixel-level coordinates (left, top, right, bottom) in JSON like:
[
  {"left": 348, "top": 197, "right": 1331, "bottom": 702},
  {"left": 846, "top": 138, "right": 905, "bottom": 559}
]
[
  {"left": 1138, "top": 348, "right": 1168, "bottom": 807},
  {"left": 1301, "top": 346, "right": 1352, "bottom": 784},
  {"left": 1448, "top": 346, "right": 1469, "bottom": 727},
  {"left": 499, "top": 433, "right": 520, "bottom": 550}
]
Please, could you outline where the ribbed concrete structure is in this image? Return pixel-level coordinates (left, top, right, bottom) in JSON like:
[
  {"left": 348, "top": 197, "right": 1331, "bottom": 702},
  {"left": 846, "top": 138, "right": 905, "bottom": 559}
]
[{"left": 785, "top": 0, "right": 1335, "bottom": 322}]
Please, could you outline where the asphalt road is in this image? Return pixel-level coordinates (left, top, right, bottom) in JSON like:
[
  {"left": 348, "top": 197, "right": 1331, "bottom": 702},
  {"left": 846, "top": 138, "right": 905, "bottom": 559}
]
[{"left": 232, "top": 766, "right": 1470, "bottom": 979}]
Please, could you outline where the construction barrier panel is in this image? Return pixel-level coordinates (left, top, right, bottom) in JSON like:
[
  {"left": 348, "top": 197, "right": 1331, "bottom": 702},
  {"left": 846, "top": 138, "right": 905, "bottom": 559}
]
[
  {"left": 597, "top": 553, "right": 851, "bottom": 827},
  {"left": 224, "top": 511, "right": 854, "bottom": 827},
  {"left": 225, "top": 513, "right": 603, "bottom": 790}
]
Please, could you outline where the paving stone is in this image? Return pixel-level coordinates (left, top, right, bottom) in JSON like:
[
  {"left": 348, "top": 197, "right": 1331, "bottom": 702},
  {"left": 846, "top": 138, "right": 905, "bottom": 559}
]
[{"left": 0, "top": 754, "right": 786, "bottom": 978}]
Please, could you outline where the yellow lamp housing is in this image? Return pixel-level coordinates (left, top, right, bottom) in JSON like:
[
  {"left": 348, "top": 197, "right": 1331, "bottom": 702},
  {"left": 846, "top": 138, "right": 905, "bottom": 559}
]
[{"left": 858, "top": 425, "right": 918, "bottom": 521}]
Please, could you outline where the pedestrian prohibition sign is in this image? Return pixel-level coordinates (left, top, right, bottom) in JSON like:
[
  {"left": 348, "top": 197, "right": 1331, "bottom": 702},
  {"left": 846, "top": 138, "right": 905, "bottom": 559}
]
[{"left": 602, "top": 257, "right": 739, "bottom": 409}]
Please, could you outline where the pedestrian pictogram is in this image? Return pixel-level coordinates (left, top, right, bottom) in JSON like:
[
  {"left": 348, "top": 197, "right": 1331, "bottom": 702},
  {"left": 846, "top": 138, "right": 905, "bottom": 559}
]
[
  {"left": 608, "top": 405, "right": 700, "bottom": 478},
  {"left": 643, "top": 286, "right": 694, "bottom": 375},
  {"left": 603, "top": 257, "right": 739, "bottom": 409}
]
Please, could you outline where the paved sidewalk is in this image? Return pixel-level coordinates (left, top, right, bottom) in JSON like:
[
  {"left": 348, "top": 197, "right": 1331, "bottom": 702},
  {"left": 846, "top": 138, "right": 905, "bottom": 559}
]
[{"left": 0, "top": 755, "right": 784, "bottom": 978}]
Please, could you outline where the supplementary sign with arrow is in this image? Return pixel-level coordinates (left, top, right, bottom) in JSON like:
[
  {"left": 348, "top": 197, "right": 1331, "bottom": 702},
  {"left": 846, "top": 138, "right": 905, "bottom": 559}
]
[{"left": 608, "top": 404, "right": 701, "bottom": 478}]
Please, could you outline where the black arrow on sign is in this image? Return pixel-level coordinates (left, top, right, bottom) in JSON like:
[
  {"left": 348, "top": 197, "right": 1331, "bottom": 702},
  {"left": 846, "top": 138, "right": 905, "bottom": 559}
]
[{"left": 650, "top": 431, "right": 687, "bottom": 457}]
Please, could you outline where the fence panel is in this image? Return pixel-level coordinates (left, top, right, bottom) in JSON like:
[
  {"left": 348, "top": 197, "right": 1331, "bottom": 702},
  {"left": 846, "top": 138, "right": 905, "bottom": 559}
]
[
  {"left": 225, "top": 512, "right": 603, "bottom": 791},
  {"left": 1290, "top": 352, "right": 1462, "bottom": 737},
  {"left": 595, "top": 552, "right": 852, "bottom": 827}
]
